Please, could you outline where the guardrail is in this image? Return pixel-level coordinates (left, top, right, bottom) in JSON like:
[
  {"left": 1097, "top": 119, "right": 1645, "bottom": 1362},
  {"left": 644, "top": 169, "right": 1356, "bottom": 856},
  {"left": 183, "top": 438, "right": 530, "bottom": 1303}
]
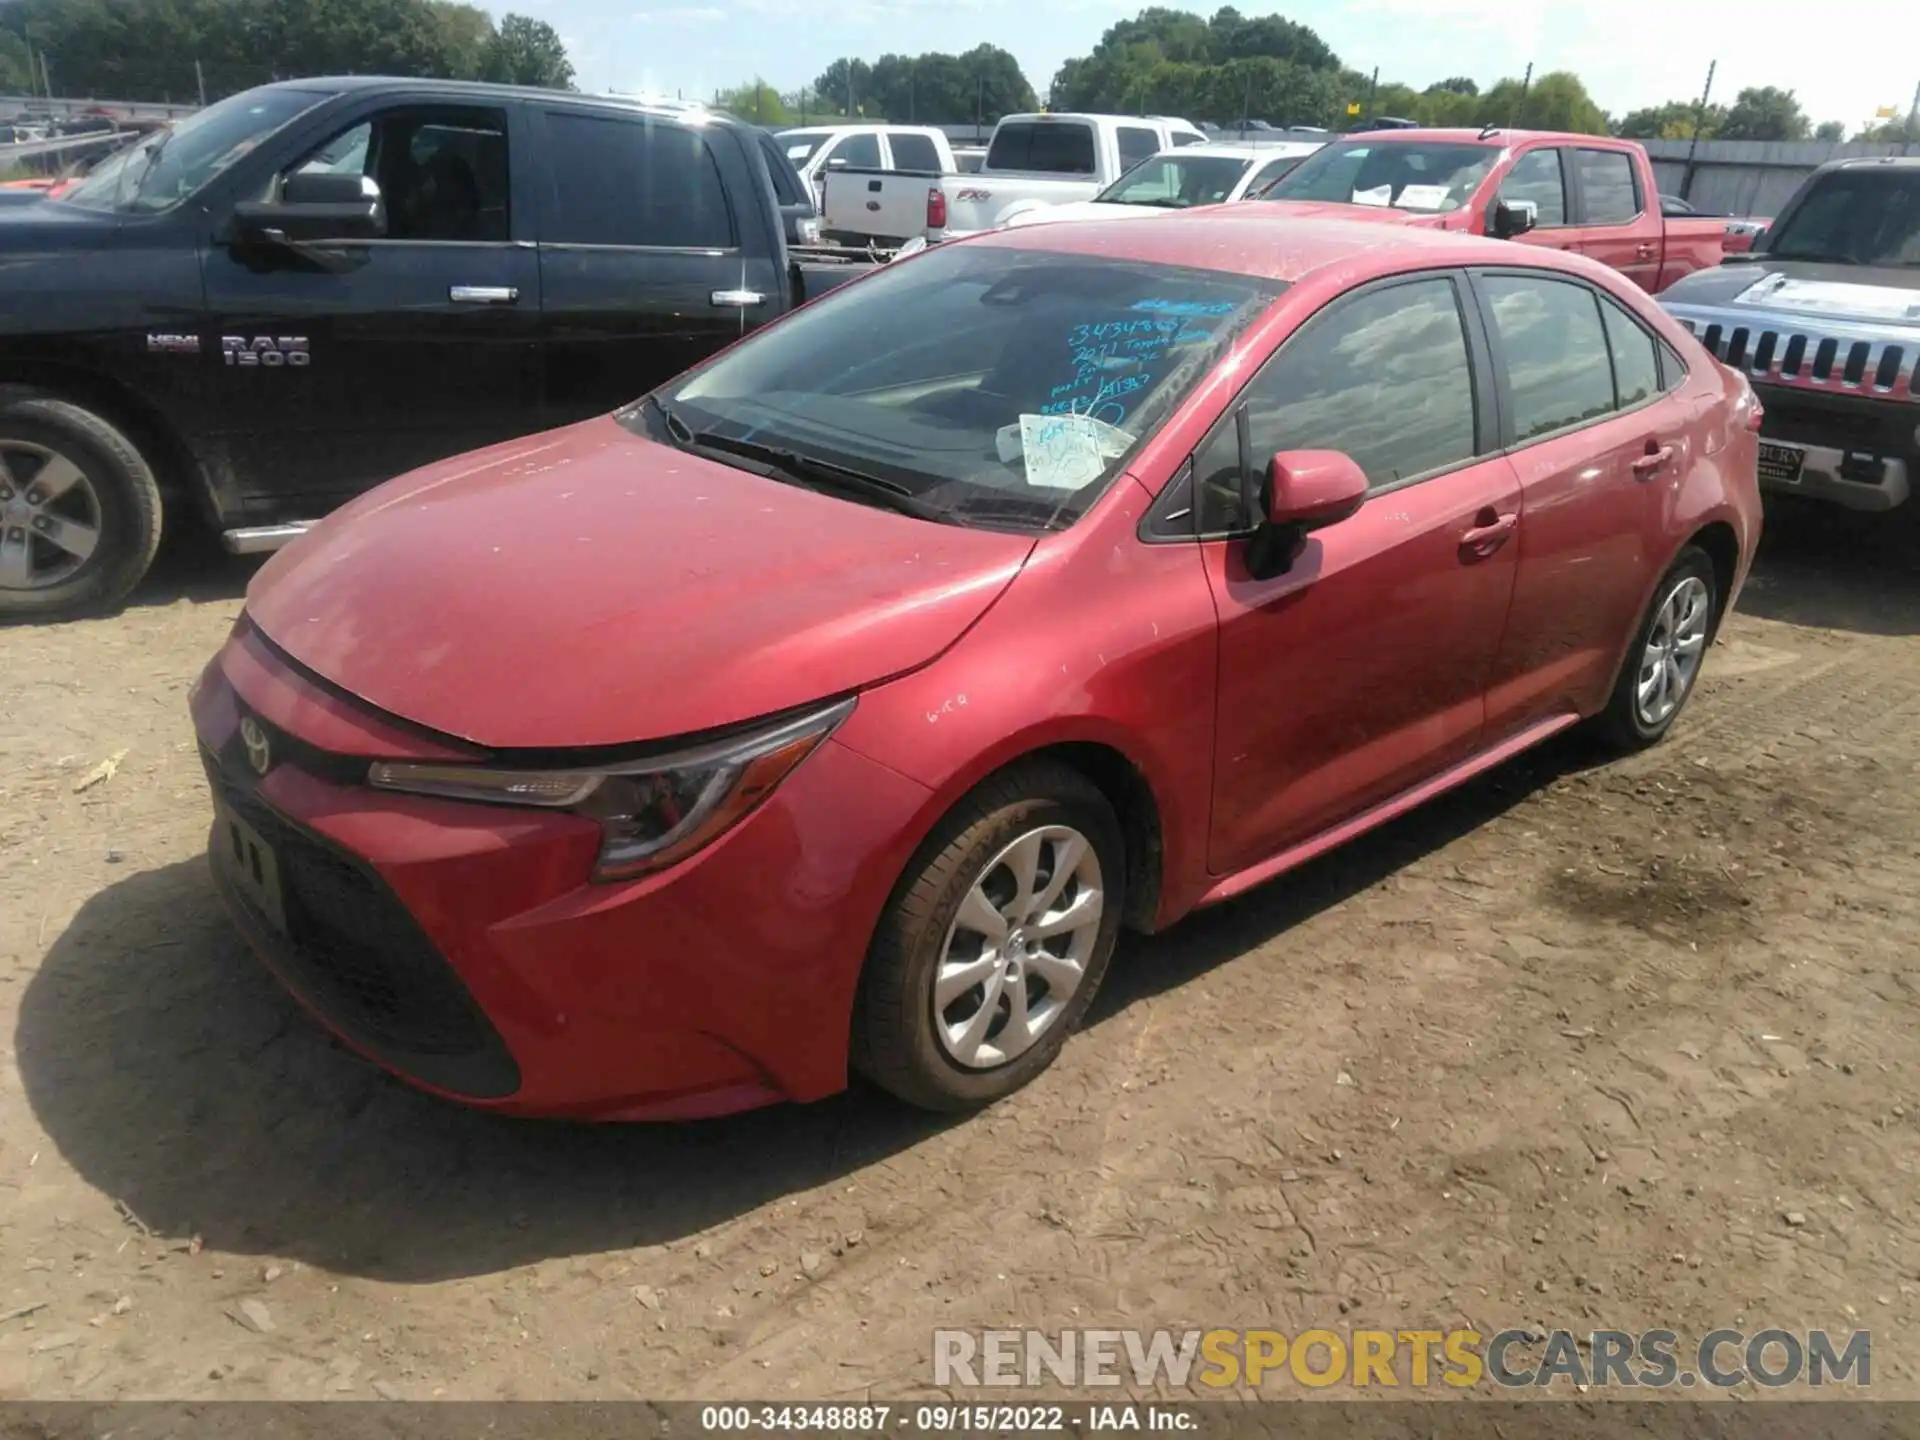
[
  {"left": 0, "top": 130, "right": 136, "bottom": 163},
  {"left": 0, "top": 93, "right": 199, "bottom": 122}
]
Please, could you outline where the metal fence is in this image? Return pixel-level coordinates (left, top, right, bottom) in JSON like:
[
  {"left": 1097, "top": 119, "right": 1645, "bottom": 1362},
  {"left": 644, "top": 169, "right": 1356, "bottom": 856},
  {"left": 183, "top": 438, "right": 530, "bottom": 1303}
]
[{"left": 1642, "top": 138, "right": 1911, "bottom": 218}]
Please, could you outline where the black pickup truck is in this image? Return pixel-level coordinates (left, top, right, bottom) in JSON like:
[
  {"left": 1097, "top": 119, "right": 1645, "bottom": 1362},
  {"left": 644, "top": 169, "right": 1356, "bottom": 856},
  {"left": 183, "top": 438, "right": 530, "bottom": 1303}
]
[{"left": 0, "top": 77, "right": 874, "bottom": 618}]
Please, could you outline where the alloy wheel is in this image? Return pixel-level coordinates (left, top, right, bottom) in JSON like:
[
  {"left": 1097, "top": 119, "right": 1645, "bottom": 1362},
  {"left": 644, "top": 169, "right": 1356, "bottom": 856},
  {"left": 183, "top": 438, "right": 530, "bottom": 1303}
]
[
  {"left": 1634, "top": 574, "right": 1711, "bottom": 729},
  {"left": 0, "top": 440, "right": 103, "bottom": 591}
]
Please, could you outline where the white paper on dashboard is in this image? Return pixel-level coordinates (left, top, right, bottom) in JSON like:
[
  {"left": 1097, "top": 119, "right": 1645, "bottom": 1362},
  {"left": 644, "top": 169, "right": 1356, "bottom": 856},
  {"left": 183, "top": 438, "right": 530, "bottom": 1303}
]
[
  {"left": 1395, "top": 184, "right": 1451, "bottom": 209},
  {"left": 1351, "top": 184, "right": 1393, "bottom": 207},
  {"left": 786, "top": 144, "right": 811, "bottom": 159},
  {"left": 1018, "top": 413, "right": 1134, "bottom": 491}
]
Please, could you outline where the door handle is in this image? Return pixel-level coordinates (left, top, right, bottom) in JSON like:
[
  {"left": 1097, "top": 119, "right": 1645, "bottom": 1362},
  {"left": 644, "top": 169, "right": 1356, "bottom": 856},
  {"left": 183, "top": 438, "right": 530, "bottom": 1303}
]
[
  {"left": 1635, "top": 242, "right": 1656, "bottom": 259},
  {"left": 1458, "top": 510, "right": 1518, "bottom": 560},
  {"left": 449, "top": 285, "right": 517, "bottom": 304},
  {"left": 1631, "top": 444, "right": 1675, "bottom": 477},
  {"left": 711, "top": 289, "right": 767, "bottom": 308}
]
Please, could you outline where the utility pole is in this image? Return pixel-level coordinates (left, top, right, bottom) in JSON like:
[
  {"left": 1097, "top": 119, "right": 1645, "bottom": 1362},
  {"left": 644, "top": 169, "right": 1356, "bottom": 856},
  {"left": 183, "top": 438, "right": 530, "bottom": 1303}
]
[
  {"left": 846, "top": 68, "right": 854, "bottom": 119},
  {"left": 1242, "top": 74, "right": 1253, "bottom": 132},
  {"left": 1682, "top": 59, "right": 1716, "bottom": 201},
  {"left": 1364, "top": 64, "right": 1378, "bottom": 121},
  {"left": 195, "top": 58, "right": 207, "bottom": 108},
  {"left": 40, "top": 52, "right": 53, "bottom": 102},
  {"left": 1904, "top": 77, "right": 1919, "bottom": 156},
  {"left": 975, "top": 74, "right": 983, "bottom": 129},
  {"left": 1508, "top": 61, "right": 1532, "bottom": 128}
]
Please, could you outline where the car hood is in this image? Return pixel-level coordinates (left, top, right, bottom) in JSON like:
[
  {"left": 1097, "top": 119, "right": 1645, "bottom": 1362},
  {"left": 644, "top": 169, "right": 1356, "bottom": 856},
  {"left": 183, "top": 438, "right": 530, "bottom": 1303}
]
[
  {"left": 1005, "top": 201, "right": 1168, "bottom": 227},
  {"left": 245, "top": 416, "right": 1038, "bottom": 750},
  {"left": 1258, "top": 199, "right": 1444, "bottom": 227},
  {"left": 1659, "top": 258, "right": 1920, "bottom": 323}
]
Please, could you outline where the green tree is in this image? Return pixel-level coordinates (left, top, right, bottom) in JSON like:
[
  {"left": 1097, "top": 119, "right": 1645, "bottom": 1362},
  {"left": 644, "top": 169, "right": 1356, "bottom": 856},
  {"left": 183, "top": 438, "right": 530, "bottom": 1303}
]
[
  {"left": 1812, "top": 119, "right": 1846, "bottom": 142},
  {"left": 1617, "top": 100, "right": 1725, "bottom": 140},
  {"left": 811, "top": 57, "right": 873, "bottom": 116},
  {"left": 483, "top": 13, "right": 572, "bottom": 89},
  {"left": 716, "top": 77, "right": 788, "bottom": 125},
  {"left": 1718, "top": 85, "right": 1809, "bottom": 141},
  {"left": 1475, "top": 70, "right": 1607, "bottom": 134},
  {"left": 808, "top": 46, "right": 1033, "bottom": 124},
  {"left": 1858, "top": 115, "right": 1918, "bottom": 143},
  {"left": 1428, "top": 75, "right": 1477, "bottom": 97}
]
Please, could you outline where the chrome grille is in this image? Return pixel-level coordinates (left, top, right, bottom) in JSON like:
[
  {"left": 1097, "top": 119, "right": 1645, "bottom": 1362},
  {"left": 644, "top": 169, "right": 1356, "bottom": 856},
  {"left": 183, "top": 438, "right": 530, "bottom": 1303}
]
[{"left": 1664, "top": 302, "right": 1920, "bottom": 405}]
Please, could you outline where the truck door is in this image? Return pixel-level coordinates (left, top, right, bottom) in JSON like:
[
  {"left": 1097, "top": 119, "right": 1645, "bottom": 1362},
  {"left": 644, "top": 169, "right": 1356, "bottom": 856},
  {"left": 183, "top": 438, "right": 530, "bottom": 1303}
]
[
  {"left": 532, "top": 107, "right": 773, "bottom": 428},
  {"left": 198, "top": 100, "right": 543, "bottom": 520},
  {"left": 1566, "top": 146, "right": 1662, "bottom": 292}
]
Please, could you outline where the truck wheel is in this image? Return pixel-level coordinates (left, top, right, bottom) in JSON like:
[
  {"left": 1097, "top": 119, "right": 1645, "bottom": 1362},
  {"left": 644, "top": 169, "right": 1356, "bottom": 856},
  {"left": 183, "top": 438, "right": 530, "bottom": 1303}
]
[
  {"left": 853, "top": 759, "right": 1126, "bottom": 1112},
  {"left": 0, "top": 394, "right": 163, "bottom": 620}
]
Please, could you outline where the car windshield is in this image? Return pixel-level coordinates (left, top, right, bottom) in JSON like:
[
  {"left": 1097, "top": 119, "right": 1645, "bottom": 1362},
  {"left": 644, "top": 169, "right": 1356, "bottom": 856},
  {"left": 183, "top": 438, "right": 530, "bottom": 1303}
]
[
  {"left": 1765, "top": 170, "right": 1920, "bottom": 267},
  {"left": 1096, "top": 154, "right": 1254, "bottom": 208},
  {"left": 624, "top": 244, "right": 1285, "bottom": 530},
  {"left": 1261, "top": 139, "right": 1498, "bottom": 213},
  {"left": 58, "top": 87, "right": 329, "bottom": 214}
]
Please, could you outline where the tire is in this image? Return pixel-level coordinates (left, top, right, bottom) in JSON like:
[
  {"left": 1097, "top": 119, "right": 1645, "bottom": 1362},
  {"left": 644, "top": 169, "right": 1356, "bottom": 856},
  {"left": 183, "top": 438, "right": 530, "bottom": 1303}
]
[
  {"left": 853, "top": 759, "right": 1127, "bottom": 1112},
  {"left": 0, "top": 392, "right": 164, "bottom": 620},
  {"left": 1593, "top": 545, "right": 1719, "bottom": 753}
]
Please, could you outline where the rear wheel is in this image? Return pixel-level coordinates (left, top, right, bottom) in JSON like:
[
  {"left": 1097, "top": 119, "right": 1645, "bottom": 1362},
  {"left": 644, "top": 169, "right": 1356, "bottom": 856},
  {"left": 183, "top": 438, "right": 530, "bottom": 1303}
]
[
  {"left": 854, "top": 760, "right": 1126, "bottom": 1112},
  {"left": 1594, "top": 546, "right": 1718, "bottom": 752},
  {"left": 0, "top": 394, "right": 163, "bottom": 620}
]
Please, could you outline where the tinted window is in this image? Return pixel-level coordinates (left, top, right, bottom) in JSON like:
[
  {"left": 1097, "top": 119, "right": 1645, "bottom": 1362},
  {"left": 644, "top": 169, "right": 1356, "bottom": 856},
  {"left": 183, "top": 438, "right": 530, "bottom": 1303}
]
[
  {"left": 1118, "top": 126, "right": 1161, "bottom": 169},
  {"left": 1658, "top": 339, "right": 1689, "bottom": 392},
  {"left": 1169, "top": 131, "right": 1207, "bottom": 147},
  {"left": 888, "top": 132, "right": 943, "bottom": 172},
  {"left": 654, "top": 247, "right": 1284, "bottom": 530},
  {"left": 1599, "top": 293, "right": 1660, "bottom": 408},
  {"left": 1765, "top": 169, "right": 1920, "bottom": 267},
  {"left": 757, "top": 134, "right": 806, "bottom": 205},
  {"left": 824, "top": 132, "right": 881, "bottom": 170},
  {"left": 987, "top": 121, "right": 1097, "bottom": 175},
  {"left": 1264, "top": 139, "right": 1498, "bottom": 213},
  {"left": 779, "top": 131, "right": 829, "bottom": 165},
  {"left": 1239, "top": 277, "right": 1479, "bottom": 497},
  {"left": 281, "top": 106, "right": 510, "bottom": 242},
  {"left": 1575, "top": 148, "right": 1639, "bottom": 224},
  {"left": 1483, "top": 275, "right": 1615, "bottom": 440},
  {"left": 1500, "top": 148, "right": 1566, "bottom": 226},
  {"left": 544, "top": 111, "right": 733, "bottom": 248}
]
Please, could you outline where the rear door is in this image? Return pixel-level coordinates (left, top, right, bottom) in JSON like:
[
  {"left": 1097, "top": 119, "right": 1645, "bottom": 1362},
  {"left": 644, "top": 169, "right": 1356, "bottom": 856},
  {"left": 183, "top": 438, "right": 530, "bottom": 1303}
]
[
  {"left": 1472, "top": 269, "right": 1693, "bottom": 733},
  {"left": 1566, "top": 146, "right": 1662, "bottom": 291},
  {"left": 533, "top": 107, "right": 771, "bottom": 429},
  {"left": 1195, "top": 272, "right": 1524, "bottom": 873},
  {"left": 198, "top": 98, "right": 542, "bottom": 517}
]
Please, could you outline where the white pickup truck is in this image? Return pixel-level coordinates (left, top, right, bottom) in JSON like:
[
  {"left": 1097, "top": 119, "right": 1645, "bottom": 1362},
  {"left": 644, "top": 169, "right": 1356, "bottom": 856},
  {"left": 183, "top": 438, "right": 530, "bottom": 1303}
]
[
  {"left": 775, "top": 123, "right": 957, "bottom": 214},
  {"left": 820, "top": 111, "right": 1207, "bottom": 248}
]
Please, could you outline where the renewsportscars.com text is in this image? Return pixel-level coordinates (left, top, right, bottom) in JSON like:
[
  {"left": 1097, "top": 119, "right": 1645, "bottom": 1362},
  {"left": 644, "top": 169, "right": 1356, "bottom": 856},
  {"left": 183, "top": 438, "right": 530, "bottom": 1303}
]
[{"left": 932, "top": 1327, "right": 1872, "bottom": 1390}]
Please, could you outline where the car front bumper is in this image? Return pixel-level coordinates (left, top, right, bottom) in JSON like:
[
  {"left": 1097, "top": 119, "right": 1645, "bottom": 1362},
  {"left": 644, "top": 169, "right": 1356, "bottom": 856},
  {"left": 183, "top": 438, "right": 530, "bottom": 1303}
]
[{"left": 189, "top": 642, "right": 931, "bottom": 1120}]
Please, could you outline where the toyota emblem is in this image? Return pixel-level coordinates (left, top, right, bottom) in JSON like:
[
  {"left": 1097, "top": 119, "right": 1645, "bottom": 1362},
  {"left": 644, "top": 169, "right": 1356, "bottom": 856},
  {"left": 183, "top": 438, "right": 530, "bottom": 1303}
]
[{"left": 239, "top": 716, "right": 272, "bottom": 777}]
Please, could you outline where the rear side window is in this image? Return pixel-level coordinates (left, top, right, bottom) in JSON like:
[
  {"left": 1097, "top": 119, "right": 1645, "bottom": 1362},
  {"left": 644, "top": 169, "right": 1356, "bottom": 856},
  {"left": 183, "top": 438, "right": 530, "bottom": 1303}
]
[
  {"left": 544, "top": 111, "right": 734, "bottom": 248},
  {"left": 757, "top": 134, "right": 806, "bottom": 205},
  {"left": 1501, "top": 148, "right": 1566, "bottom": 226},
  {"left": 1598, "top": 292, "right": 1661, "bottom": 408},
  {"left": 987, "top": 122, "right": 1097, "bottom": 175},
  {"left": 1482, "top": 274, "right": 1615, "bottom": 439},
  {"left": 1209, "top": 276, "right": 1478, "bottom": 524},
  {"left": 1575, "top": 148, "right": 1639, "bottom": 224},
  {"left": 888, "top": 132, "right": 943, "bottom": 172},
  {"left": 1117, "top": 126, "right": 1161, "bottom": 170}
]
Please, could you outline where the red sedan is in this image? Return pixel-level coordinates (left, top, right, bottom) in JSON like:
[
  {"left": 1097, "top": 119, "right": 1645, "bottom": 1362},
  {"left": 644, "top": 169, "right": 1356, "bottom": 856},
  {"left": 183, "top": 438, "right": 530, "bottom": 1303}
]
[{"left": 189, "top": 214, "right": 1761, "bottom": 1120}]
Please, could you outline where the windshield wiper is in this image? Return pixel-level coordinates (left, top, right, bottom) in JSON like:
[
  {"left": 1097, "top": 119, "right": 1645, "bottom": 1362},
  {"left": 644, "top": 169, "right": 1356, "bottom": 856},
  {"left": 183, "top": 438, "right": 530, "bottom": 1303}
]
[
  {"left": 682, "top": 429, "right": 956, "bottom": 525},
  {"left": 115, "top": 126, "right": 172, "bottom": 209}
]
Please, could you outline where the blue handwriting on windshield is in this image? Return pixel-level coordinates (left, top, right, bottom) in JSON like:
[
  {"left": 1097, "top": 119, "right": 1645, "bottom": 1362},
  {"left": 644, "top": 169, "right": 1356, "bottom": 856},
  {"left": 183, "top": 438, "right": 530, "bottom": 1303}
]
[
  {"left": 1044, "top": 311, "right": 1218, "bottom": 420},
  {"left": 1131, "top": 298, "right": 1237, "bottom": 317}
]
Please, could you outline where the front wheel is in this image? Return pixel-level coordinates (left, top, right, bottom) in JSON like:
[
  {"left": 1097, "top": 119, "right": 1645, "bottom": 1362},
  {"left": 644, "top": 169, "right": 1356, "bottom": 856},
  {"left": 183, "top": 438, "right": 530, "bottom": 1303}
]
[
  {"left": 853, "top": 760, "right": 1126, "bottom": 1112},
  {"left": 1594, "top": 546, "right": 1719, "bottom": 752}
]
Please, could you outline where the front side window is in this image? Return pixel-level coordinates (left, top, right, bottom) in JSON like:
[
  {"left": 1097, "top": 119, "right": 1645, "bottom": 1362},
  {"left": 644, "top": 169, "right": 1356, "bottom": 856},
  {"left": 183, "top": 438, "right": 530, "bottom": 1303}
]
[
  {"left": 1097, "top": 155, "right": 1252, "bottom": 209},
  {"left": 633, "top": 245, "right": 1285, "bottom": 531},
  {"left": 779, "top": 131, "right": 829, "bottom": 166},
  {"left": 888, "top": 132, "right": 943, "bottom": 172},
  {"left": 61, "top": 86, "right": 329, "bottom": 214},
  {"left": 1262, "top": 139, "right": 1499, "bottom": 214},
  {"left": 987, "top": 122, "right": 1097, "bottom": 176},
  {"left": 1574, "top": 148, "right": 1639, "bottom": 224},
  {"left": 824, "top": 132, "right": 882, "bottom": 170},
  {"left": 1198, "top": 277, "right": 1478, "bottom": 532},
  {"left": 1117, "top": 126, "right": 1161, "bottom": 170},
  {"left": 1500, "top": 148, "right": 1566, "bottom": 226},
  {"left": 543, "top": 110, "right": 733, "bottom": 248},
  {"left": 277, "top": 106, "right": 511, "bottom": 241},
  {"left": 1482, "top": 274, "right": 1616, "bottom": 440}
]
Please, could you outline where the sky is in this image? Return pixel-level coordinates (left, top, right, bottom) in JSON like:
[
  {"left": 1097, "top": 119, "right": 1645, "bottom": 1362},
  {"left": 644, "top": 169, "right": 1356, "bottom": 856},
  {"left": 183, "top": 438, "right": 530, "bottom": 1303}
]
[{"left": 516, "top": 0, "right": 1917, "bottom": 135}]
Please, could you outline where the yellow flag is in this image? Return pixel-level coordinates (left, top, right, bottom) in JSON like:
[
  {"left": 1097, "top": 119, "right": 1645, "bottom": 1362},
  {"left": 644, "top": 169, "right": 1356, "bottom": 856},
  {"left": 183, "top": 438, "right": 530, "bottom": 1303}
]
[
  {"left": 1876, "top": 105, "right": 1898, "bottom": 118},
  {"left": 1346, "top": 102, "right": 1361, "bottom": 115}
]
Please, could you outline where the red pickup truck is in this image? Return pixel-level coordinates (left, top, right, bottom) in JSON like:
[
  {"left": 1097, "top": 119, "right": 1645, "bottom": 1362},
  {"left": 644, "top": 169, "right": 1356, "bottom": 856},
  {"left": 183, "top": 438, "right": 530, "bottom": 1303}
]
[{"left": 1258, "top": 128, "right": 1727, "bottom": 293}]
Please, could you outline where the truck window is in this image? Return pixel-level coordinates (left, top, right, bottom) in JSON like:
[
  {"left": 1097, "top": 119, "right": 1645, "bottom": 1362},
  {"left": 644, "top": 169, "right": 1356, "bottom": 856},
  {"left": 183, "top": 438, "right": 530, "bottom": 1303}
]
[
  {"left": 1764, "top": 168, "right": 1920, "bottom": 267},
  {"left": 823, "top": 132, "right": 881, "bottom": 170},
  {"left": 987, "top": 122, "right": 1096, "bottom": 176},
  {"left": 1574, "top": 149, "right": 1639, "bottom": 224},
  {"left": 756, "top": 133, "right": 807, "bottom": 205},
  {"left": 1500, "top": 149, "right": 1566, "bottom": 226},
  {"left": 887, "top": 132, "right": 943, "bottom": 173},
  {"left": 1117, "top": 126, "right": 1160, "bottom": 170},
  {"left": 543, "top": 110, "right": 735, "bottom": 249},
  {"left": 282, "top": 107, "right": 511, "bottom": 243}
]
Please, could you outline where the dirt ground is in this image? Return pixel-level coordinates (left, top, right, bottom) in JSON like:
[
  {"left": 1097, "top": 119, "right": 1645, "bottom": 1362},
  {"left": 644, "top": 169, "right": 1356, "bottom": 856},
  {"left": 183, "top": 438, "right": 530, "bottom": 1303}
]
[{"left": 2, "top": 507, "right": 1919, "bottom": 1404}]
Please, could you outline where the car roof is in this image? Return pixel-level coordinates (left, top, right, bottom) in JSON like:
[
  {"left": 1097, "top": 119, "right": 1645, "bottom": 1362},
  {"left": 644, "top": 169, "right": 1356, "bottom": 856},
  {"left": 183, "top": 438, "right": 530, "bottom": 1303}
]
[
  {"left": 259, "top": 75, "right": 751, "bottom": 127},
  {"left": 965, "top": 211, "right": 1618, "bottom": 288},
  {"left": 1336, "top": 126, "right": 1634, "bottom": 147}
]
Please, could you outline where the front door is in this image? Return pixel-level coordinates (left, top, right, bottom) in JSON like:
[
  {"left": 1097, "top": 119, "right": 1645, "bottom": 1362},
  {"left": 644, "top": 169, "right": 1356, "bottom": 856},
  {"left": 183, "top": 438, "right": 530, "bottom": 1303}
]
[
  {"left": 199, "top": 100, "right": 542, "bottom": 520},
  {"left": 1199, "top": 272, "right": 1524, "bottom": 875},
  {"left": 531, "top": 106, "right": 769, "bottom": 430}
]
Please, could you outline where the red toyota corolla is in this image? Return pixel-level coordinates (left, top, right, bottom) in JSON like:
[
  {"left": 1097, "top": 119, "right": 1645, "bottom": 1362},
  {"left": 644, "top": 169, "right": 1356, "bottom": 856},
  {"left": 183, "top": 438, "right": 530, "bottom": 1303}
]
[{"left": 189, "top": 214, "right": 1761, "bottom": 1120}]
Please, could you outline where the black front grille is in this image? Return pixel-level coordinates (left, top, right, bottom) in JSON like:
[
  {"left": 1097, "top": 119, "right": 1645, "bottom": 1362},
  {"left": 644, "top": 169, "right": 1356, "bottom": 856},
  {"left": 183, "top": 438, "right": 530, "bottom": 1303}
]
[
  {"left": 202, "top": 737, "right": 521, "bottom": 1100},
  {"left": 1755, "top": 384, "right": 1920, "bottom": 459}
]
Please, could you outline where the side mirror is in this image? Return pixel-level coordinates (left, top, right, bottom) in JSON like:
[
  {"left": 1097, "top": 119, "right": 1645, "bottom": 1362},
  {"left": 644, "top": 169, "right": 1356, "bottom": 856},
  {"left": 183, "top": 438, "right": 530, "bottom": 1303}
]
[
  {"left": 234, "top": 171, "right": 385, "bottom": 245},
  {"left": 1491, "top": 196, "right": 1537, "bottom": 239},
  {"left": 1266, "top": 449, "right": 1367, "bottom": 530}
]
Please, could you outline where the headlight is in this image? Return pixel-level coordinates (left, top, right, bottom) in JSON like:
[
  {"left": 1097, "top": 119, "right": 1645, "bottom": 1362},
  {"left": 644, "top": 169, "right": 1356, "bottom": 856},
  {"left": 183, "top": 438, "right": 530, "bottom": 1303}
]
[{"left": 366, "top": 699, "right": 854, "bottom": 881}]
